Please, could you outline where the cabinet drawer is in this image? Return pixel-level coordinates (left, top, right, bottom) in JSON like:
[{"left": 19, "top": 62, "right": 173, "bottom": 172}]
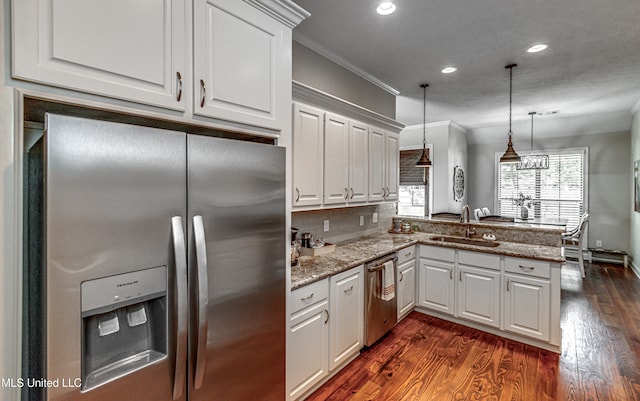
[
  {"left": 420, "top": 245, "right": 455, "bottom": 262},
  {"left": 504, "top": 257, "right": 551, "bottom": 279},
  {"left": 397, "top": 245, "right": 416, "bottom": 264},
  {"left": 291, "top": 279, "right": 329, "bottom": 315},
  {"left": 458, "top": 250, "right": 500, "bottom": 270}
]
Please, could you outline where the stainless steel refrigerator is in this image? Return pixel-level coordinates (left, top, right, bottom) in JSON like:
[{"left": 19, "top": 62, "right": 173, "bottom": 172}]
[{"left": 24, "top": 114, "right": 286, "bottom": 401}]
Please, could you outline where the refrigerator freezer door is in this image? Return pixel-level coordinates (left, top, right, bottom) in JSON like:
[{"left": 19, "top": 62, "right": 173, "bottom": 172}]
[
  {"left": 187, "top": 135, "right": 286, "bottom": 401},
  {"left": 42, "top": 114, "right": 187, "bottom": 401}
]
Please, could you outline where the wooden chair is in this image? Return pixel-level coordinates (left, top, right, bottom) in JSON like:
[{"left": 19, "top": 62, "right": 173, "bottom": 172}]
[{"left": 562, "top": 213, "right": 589, "bottom": 278}]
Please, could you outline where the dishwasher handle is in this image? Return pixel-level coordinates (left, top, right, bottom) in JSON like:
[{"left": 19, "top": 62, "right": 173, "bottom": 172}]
[{"left": 366, "top": 257, "right": 398, "bottom": 272}]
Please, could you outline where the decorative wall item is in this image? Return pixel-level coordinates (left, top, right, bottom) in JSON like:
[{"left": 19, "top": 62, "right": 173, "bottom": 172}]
[
  {"left": 453, "top": 165, "right": 464, "bottom": 202},
  {"left": 635, "top": 160, "right": 640, "bottom": 212}
]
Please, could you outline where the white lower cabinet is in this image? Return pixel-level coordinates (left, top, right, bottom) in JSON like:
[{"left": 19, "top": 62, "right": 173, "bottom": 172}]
[
  {"left": 397, "top": 246, "right": 416, "bottom": 321},
  {"left": 417, "top": 245, "right": 560, "bottom": 351},
  {"left": 418, "top": 246, "right": 455, "bottom": 315},
  {"left": 456, "top": 251, "right": 501, "bottom": 328},
  {"left": 288, "top": 265, "right": 364, "bottom": 401},
  {"left": 329, "top": 265, "right": 364, "bottom": 370},
  {"left": 288, "top": 279, "right": 329, "bottom": 401}
]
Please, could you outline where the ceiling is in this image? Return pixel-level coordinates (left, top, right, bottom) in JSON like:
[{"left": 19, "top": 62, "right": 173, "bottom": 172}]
[{"left": 292, "top": 0, "right": 640, "bottom": 143}]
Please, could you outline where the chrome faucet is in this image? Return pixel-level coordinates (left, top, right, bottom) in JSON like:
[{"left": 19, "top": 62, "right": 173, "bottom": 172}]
[{"left": 461, "top": 205, "right": 476, "bottom": 238}]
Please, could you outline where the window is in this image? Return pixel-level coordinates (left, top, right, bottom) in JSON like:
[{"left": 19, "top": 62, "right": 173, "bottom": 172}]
[
  {"left": 398, "top": 149, "right": 430, "bottom": 217},
  {"left": 497, "top": 148, "right": 587, "bottom": 229}
]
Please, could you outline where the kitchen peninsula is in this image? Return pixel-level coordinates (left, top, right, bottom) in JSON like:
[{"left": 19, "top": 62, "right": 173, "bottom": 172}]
[{"left": 288, "top": 217, "right": 564, "bottom": 400}]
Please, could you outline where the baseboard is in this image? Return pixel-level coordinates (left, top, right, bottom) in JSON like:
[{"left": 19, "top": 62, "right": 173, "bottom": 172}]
[{"left": 631, "top": 260, "right": 640, "bottom": 279}]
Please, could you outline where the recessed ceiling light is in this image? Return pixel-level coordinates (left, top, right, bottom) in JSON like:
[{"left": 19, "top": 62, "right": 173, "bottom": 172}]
[
  {"left": 527, "top": 43, "right": 548, "bottom": 53},
  {"left": 376, "top": 2, "right": 396, "bottom": 15},
  {"left": 441, "top": 67, "right": 457, "bottom": 74}
]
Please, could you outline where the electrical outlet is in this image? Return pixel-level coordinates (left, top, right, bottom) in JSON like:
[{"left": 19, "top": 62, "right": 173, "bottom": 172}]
[
  {"left": 323, "top": 220, "right": 330, "bottom": 232},
  {"left": 360, "top": 216, "right": 364, "bottom": 226},
  {"left": 372, "top": 213, "right": 378, "bottom": 223},
  {"left": 596, "top": 240, "right": 602, "bottom": 248}
]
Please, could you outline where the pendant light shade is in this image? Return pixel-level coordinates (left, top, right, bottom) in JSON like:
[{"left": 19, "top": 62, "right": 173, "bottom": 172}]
[
  {"left": 499, "top": 64, "right": 521, "bottom": 164},
  {"left": 416, "top": 83, "right": 432, "bottom": 168}
]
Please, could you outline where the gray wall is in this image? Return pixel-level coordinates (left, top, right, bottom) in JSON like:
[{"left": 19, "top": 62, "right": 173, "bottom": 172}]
[
  {"left": 631, "top": 107, "right": 640, "bottom": 272},
  {"left": 292, "top": 203, "right": 396, "bottom": 245},
  {"left": 292, "top": 41, "right": 396, "bottom": 119},
  {"left": 467, "top": 131, "right": 632, "bottom": 253}
]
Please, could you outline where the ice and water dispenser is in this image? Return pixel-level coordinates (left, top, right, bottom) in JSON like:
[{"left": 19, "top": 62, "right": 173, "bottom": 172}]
[{"left": 81, "top": 266, "right": 167, "bottom": 391}]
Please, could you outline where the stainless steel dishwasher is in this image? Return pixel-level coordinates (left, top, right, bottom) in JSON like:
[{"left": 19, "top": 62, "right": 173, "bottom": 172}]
[{"left": 364, "top": 253, "right": 398, "bottom": 346}]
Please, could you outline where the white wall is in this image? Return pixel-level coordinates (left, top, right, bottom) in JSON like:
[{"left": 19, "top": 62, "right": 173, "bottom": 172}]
[
  {"left": 468, "top": 130, "right": 632, "bottom": 253},
  {"left": 400, "top": 122, "right": 468, "bottom": 214},
  {"left": 631, "top": 102, "right": 640, "bottom": 274},
  {"left": 1, "top": 0, "right": 20, "bottom": 399}
]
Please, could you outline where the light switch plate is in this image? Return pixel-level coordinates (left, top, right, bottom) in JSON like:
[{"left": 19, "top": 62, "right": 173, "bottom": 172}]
[
  {"left": 324, "top": 220, "right": 330, "bottom": 232},
  {"left": 372, "top": 213, "right": 378, "bottom": 223},
  {"left": 360, "top": 216, "right": 364, "bottom": 226}
]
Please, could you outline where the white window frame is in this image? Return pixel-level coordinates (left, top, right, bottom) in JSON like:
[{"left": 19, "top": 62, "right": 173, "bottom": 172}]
[
  {"left": 494, "top": 147, "right": 589, "bottom": 230},
  {"left": 399, "top": 144, "right": 433, "bottom": 217}
]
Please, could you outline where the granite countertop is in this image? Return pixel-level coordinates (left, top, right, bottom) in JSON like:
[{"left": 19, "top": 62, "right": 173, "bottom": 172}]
[{"left": 291, "top": 231, "right": 564, "bottom": 290}]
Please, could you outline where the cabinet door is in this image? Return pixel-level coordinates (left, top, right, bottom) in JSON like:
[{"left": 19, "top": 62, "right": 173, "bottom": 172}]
[
  {"left": 13, "top": 0, "right": 187, "bottom": 110},
  {"left": 368, "top": 128, "right": 386, "bottom": 201},
  {"left": 329, "top": 266, "right": 364, "bottom": 370},
  {"left": 385, "top": 133, "right": 400, "bottom": 201},
  {"left": 292, "top": 103, "right": 324, "bottom": 207},
  {"left": 418, "top": 259, "right": 455, "bottom": 315},
  {"left": 457, "top": 265, "right": 501, "bottom": 328},
  {"left": 323, "top": 113, "right": 350, "bottom": 205},
  {"left": 193, "top": 0, "right": 287, "bottom": 129},
  {"left": 348, "top": 121, "right": 369, "bottom": 203},
  {"left": 288, "top": 300, "right": 329, "bottom": 400},
  {"left": 397, "top": 260, "right": 416, "bottom": 321},
  {"left": 503, "top": 274, "right": 550, "bottom": 341}
]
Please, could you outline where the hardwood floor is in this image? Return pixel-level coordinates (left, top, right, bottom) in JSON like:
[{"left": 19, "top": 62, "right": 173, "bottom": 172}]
[{"left": 305, "top": 261, "right": 640, "bottom": 401}]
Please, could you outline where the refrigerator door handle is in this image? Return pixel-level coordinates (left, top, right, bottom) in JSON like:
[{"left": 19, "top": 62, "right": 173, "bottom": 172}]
[
  {"left": 171, "top": 216, "right": 188, "bottom": 400},
  {"left": 193, "top": 215, "right": 209, "bottom": 390}
]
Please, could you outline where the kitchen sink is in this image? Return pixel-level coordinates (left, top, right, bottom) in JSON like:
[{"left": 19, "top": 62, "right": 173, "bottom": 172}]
[{"left": 429, "top": 235, "right": 500, "bottom": 247}]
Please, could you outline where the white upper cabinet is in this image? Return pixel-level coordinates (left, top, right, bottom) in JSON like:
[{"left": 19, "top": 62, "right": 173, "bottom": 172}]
[
  {"left": 13, "top": 0, "right": 187, "bottom": 110},
  {"left": 193, "top": 0, "right": 289, "bottom": 129},
  {"left": 368, "top": 127, "right": 399, "bottom": 202},
  {"left": 323, "top": 113, "right": 350, "bottom": 205},
  {"left": 348, "top": 121, "right": 369, "bottom": 203},
  {"left": 292, "top": 103, "right": 324, "bottom": 207}
]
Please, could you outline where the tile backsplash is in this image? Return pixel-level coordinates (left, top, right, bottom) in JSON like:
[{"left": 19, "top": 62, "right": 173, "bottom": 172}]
[{"left": 292, "top": 203, "right": 396, "bottom": 244}]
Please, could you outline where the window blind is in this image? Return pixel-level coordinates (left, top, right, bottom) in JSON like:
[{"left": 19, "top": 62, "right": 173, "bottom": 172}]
[
  {"left": 400, "top": 149, "right": 426, "bottom": 185},
  {"left": 498, "top": 150, "right": 585, "bottom": 229}
]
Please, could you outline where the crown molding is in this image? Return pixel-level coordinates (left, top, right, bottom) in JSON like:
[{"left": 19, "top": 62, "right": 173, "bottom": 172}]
[
  {"left": 293, "top": 33, "right": 400, "bottom": 96},
  {"left": 245, "top": 0, "right": 310, "bottom": 28},
  {"left": 293, "top": 81, "right": 404, "bottom": 132},
  {"left": 404, "top": 120, "right": 468, "bottom": 133}
]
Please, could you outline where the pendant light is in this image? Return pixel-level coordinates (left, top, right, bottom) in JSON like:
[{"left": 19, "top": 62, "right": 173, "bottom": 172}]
[
  {"left": 517, "top": 112, "right": 549, "bottom": 170},
  {"left": 499, "top": 64, "right": 521, "bottom": 164},
  {"left": 416, "top": 83, "right": 432, "bottom": 168}
]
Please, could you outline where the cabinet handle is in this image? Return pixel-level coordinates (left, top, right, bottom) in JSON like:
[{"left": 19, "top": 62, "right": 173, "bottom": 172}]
[
  {"left": 399, "top": 271, "right": 404, "bottom": 282},
  {"left": 350, "top": 187, "right": 354, "bottom": 199},
  {"left": 457, "top": 270, "right": 461, "bottom": 281},
  {"left": 300, "top": 292, "right": 314, "bottom": 301},
  {"left": 382, "top": 187, "right": 388, "bottom": 198},
  {"left": 386, "top": 187, "right": 390, "bottom": 198},
  {"left": 295, "top": 187, "right": 300, "bottom": 203},
  {"left": 176, "top": 71, "right": 183, "bottom": 102},
  {"left": 324, "top": 308, "right": 329, "bottom": 324},
  {"left": 199, "top": 79, "right": 206, "bottom": 107},
  {"left": 344, "top": 285, "right": 354, "bottom": 293},
  {"left": 507, "top": 279, "right": 511, "bottom": 291},
  {"left": 344, "top": 188, "right": 349, "bottom": 200},
  {"left": 404, "top": 252, "right": 412, "bottom": 258},
  {"left": 518, "top": 265, "right": 535, "bottom": 272}
]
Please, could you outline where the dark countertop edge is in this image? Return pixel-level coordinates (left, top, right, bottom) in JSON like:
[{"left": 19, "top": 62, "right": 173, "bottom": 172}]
[{"left": 291, "top": 233, "right": 564, "bottom": 290}]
